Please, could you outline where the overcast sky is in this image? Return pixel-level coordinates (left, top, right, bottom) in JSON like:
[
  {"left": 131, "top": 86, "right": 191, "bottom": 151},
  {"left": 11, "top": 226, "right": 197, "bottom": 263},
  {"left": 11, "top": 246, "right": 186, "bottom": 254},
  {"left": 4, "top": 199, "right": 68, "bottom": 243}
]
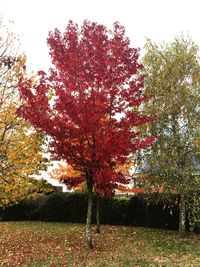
[{"left": 1, "top": 0, "right": 200, "bottom": 72}]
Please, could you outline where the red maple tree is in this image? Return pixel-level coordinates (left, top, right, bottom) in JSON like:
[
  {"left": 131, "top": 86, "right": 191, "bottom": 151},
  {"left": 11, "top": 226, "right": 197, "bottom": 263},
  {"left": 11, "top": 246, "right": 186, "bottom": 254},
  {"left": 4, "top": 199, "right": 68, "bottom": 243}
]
[{"left": 18, "top": 21, "right": 154, "bottom": 248}]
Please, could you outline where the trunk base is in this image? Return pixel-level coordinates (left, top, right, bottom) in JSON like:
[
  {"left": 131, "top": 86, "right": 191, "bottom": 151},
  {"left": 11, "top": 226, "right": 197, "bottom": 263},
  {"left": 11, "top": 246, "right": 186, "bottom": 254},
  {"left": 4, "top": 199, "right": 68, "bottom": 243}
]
[
  {"left": 86, "top": 188, "right": 94, "bottom": 249},
  {"left": 96, "top": 195, "right": 100, "bottom": 234},
  {"left": 179, "top": 194, "right": 186, "bottom": 235},
  {"left": 86, "top": 237, "right": 94, "bottom": 249},
  {"left": 96, "top": 225, "right": 100, "bottom": 234}
]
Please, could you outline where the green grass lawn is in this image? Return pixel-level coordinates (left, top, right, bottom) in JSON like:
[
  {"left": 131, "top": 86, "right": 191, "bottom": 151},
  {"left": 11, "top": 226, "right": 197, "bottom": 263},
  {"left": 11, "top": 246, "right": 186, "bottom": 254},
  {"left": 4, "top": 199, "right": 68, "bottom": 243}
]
[{"left": 0, "top": 222, "right": 199, "bottom": 266}]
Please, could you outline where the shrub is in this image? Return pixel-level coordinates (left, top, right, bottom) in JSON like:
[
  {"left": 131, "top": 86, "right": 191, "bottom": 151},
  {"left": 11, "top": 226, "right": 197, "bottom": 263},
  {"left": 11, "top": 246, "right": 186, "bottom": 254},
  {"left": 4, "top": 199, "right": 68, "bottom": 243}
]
[{"left": 1, "top": 192, "right": 191, "bottom": 231}]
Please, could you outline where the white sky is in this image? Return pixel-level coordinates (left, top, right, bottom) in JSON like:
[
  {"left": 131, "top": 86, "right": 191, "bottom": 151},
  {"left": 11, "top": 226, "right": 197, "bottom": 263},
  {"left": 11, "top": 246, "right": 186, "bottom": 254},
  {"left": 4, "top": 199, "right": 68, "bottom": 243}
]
[{"left": 1, "top": 0, "right": 200, "bottom": 71}]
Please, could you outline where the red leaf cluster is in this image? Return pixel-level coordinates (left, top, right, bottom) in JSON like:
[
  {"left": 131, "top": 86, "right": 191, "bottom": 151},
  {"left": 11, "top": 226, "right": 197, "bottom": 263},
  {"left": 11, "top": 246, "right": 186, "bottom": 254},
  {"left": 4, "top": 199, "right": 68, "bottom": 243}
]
[{"left": 18, "top": 21, "right": 155, "bottom": 196}]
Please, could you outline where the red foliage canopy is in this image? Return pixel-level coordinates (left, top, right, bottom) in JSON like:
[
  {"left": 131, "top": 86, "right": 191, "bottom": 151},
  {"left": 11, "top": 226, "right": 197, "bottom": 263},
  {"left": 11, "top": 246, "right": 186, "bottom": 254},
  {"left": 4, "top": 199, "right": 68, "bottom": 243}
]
[{"left": 18, "top": 21, "right": 154, "bottom": 195}]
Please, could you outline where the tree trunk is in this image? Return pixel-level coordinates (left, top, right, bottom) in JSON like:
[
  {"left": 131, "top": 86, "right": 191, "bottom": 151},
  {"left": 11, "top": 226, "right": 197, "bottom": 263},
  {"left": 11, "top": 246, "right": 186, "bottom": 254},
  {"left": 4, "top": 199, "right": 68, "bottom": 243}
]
[
  {"left": 96, "top": 194, "right": 100, "bottom": 233},
  {"left": 86, "top": 181, "right": 94, "bottom": 249},
  {"left": 179, "top": 194, "right": 186, "bottom": 235}
]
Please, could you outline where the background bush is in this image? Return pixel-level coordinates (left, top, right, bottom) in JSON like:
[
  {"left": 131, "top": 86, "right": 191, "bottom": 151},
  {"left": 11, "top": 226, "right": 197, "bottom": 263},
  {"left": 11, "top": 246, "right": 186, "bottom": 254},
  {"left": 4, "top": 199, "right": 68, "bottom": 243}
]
[{"left": 1, "top": 191, "right": 198, "bottom": 232}]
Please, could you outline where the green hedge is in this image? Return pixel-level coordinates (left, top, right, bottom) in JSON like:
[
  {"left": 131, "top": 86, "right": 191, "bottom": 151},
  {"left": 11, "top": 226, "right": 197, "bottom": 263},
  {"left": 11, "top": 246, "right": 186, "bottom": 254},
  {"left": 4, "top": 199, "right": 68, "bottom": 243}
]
[{"left": 1, "top": 192, "right": 182, "bottom": 231}]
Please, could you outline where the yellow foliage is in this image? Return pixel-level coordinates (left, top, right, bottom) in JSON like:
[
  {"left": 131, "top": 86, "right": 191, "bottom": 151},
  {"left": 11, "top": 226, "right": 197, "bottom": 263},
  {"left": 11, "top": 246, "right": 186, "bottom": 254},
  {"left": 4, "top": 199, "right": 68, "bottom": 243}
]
[
  {"left": 115, "top": 162, "right": 132, "bottom": 173},
  {"left": 50, "top": 163, "right": 81, "bottom": 181},
  {"left": 0, "top": 30, "right": 49, "bottom": 207}
]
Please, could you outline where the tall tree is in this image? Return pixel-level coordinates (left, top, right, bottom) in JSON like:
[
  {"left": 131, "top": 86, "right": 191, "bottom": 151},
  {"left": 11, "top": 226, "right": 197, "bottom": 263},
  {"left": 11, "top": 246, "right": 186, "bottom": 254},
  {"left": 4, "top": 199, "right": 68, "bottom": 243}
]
[
  {"left": 141, "top": 37, "right": 200, "bottom": 234},
  {"left": 0, "top": 24, "right": 50, "bottom": 207},
  {"left": 18, "top": 21, "right": 154, "bottom": 248}
]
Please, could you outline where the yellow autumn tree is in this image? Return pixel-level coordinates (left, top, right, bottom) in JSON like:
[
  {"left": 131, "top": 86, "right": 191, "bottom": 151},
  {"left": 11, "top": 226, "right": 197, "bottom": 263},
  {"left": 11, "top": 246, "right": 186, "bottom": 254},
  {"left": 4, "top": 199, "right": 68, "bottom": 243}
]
[
  {"left": 50, "top": 163, "right": 84, "bottom": 191},
  {"left": 0, "top": 23, "right": 52, "bottom": 207}
]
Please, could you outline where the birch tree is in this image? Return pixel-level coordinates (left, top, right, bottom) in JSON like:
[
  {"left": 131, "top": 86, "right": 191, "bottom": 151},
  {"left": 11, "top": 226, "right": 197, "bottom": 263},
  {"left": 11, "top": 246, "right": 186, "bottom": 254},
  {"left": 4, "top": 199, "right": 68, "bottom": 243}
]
[{"left": 141, "top": 37, "right": 200, "bottom": 233}]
